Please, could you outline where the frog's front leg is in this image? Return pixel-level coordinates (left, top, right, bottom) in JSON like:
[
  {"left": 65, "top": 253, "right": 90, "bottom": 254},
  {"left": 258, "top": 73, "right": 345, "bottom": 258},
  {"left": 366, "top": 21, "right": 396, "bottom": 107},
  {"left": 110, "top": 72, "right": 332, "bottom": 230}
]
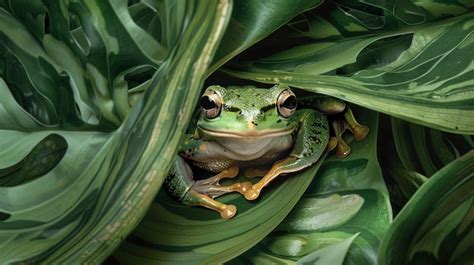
[
  {"left": 244, "top": 110, "right": 329, "bottom": 200},
  {"left": 165, "top": 156, "right": 251, "bottom": 219},
  {"left": 166, "top": 136, "right": 252, "bottom": 219}
]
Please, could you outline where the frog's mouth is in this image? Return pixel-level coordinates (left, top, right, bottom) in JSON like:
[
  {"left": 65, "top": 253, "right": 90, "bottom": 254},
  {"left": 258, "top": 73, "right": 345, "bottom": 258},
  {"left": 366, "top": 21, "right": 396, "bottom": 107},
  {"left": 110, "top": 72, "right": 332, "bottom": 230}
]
[{"left": 198, "top": 127, "right": 294, "bottom": 139}]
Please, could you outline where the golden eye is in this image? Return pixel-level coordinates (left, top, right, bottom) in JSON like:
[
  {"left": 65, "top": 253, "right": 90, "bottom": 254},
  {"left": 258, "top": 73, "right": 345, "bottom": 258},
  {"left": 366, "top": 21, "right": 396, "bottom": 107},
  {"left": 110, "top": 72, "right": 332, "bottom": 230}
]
[
  {"left": 277, "top": 89, "right": 297, "bottom": 118},
  {"left": 201, "top": 90, "right": 222, "bottom": 119}
]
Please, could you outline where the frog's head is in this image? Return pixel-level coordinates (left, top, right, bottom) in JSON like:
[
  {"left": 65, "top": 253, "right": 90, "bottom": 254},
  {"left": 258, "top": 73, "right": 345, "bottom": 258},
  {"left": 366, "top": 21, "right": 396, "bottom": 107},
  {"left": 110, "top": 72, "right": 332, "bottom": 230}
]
[{"left": 197, "top": 85, "right": 298, "bottom": 138}]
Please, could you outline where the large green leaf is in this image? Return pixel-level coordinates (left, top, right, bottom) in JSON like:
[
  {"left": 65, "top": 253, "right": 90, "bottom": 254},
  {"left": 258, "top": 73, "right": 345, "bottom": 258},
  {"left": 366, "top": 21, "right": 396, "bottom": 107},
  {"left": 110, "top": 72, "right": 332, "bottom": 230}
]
[
  {"left": 378, "top": 150, "right": 474, "bottom": 265},
  {"left": 111, "top": 151, "right": 326, "bottom": 264},
  {"left": 379, "top": 116, "right": 472, "bottom": 211},
  {"left": 296, "top": 234, "right": 359, "bottom": 265},
  {"left": 223, "top": 13, "right": 474, "bottom": 134},
  {"left": 0, "top": 0, "right": 231, "bottom": 263},
  {"left": 230, "top": 108, "right": 391, "bottom": 265},
  {"left": 0, "top": 0, "right": 168, "bottom": 128},
  {"left": 391, "top": 118, "right": 473, "bottom": 176},
  {"left": 208, "top": 0, "right": 323, "bottom": 73}
]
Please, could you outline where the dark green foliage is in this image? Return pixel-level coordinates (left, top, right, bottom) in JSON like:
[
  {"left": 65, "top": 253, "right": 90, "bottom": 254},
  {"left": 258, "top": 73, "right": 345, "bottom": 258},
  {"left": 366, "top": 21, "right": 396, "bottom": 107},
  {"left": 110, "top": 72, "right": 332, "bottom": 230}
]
[{"left": 0, "top": 0, "right": 472, "bottom": 264}]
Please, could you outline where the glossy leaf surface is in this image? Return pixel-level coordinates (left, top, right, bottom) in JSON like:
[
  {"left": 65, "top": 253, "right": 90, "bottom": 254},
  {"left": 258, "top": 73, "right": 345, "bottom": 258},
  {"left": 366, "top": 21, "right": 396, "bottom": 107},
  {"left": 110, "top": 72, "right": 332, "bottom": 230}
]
[
  {"left": 112, "top": 152, "right": 326, "bottom": 264},
  {"left": 208, "top": 0, "right": 323, "bottom": 73},
  {"left": 0, "top": 0, "right": 472, "bottom": 264},
  {"left": 223, "top": 14, "right": 474, "bottom": 134},
  {"left": 0, "top": 0, "right": 231, "bottom": 263},
  {"left": 378, "top": 150, "right": 474, "bottom": 265}
]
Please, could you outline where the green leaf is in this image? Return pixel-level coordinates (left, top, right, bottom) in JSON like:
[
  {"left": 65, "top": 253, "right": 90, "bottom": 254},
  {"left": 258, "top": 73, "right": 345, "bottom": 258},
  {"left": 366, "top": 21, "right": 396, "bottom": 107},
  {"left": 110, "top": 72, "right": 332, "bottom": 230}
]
[
  {"left": 111, "top": 154, "right": 326, "bottom": 264},
  {"left": 231, "top": 108, "right": 391, "bottom": 265},
  {"left": 223, "top": 14, "right": 474, "bottom": 134},
  {"left": 391, "top": 117, "right": 473, "bottom": 176},
  {"left": 359, "top": 0, "right": 426, "bottom": 25},
  {"left": 384, "top": 167, "right": 427, "bottom": 207},
  {"left": 378, "top": 150, "right": 474, "bottom": 265},
  {"left": 0, "top": 0, "right": 231, "bottom": 263},
  {"left": 297, "top": 233, "right": 359, "bottom": 265},
  {"left": 0, "top": 0, "right": 170, "bottom": 127},
  {"left": 277, "top": 194, "right": 364, "bottom": 232},
  {"left": 209, "top": 0, "right": 324, "bottom": 73}
]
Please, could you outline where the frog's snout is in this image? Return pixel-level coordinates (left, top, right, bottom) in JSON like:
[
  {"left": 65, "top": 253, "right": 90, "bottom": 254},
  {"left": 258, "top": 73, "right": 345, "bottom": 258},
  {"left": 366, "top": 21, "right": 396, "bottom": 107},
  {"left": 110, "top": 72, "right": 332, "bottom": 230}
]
[{"left": 239, "top": 109, "right": 264, "bottom": 126}]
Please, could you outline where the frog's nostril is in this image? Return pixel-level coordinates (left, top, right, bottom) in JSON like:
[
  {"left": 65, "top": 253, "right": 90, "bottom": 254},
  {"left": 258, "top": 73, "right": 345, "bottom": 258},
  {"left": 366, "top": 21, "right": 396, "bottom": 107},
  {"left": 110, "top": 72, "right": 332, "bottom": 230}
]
[{"left": 238, "top": 111, "right": 243, "bottom": 116}]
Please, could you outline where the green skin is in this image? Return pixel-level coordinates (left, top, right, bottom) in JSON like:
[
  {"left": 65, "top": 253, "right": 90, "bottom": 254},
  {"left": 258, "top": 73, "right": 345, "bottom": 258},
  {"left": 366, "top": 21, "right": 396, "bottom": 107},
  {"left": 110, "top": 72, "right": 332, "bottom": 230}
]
[{"left": 165, "top": 84, "right": 364, "bottom": 219}]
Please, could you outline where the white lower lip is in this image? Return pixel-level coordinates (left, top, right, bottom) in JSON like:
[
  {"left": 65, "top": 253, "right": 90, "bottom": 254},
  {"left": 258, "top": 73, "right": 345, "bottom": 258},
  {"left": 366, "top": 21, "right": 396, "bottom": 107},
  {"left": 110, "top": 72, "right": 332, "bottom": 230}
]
[{"left": 199, "top": 127, "right": 294, "bottom": 139}]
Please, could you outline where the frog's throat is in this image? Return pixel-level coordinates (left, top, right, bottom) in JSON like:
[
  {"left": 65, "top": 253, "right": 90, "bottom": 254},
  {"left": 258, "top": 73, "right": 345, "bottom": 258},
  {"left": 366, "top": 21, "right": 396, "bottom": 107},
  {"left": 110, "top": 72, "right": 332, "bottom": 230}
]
[{"left": 198, "top": 127, "right": 294, "bottom": 139}]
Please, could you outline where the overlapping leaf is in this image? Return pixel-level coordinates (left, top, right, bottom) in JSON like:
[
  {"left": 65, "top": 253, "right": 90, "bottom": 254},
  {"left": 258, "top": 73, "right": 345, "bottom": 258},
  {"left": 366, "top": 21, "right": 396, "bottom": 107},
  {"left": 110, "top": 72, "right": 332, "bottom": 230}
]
[
  {"left": 223, "top": 13, "right": 474, "bottom": 134},
  {"left": 208, "top": 0, "right": 323, "bottom": 73},
  {"left": 0, "top": 0, "right": 166, "bottom": 127},
  {"left": 378, "top": 150, "right": 474, "bottom": 265},
  {"left": 391, "top": 118, "right": 474, "bottom": 176},
  {"left": 0, "top": 0, "right": 472, "bottom": 263},
  {"left": 111, "top": 151, "right": 325, "bottom": 264},
  {"left": 379, "top": 116, "right": 472, "bottom": 211},
  {"left": 0, "top": 0, "right": 231, "bottom": 263}
]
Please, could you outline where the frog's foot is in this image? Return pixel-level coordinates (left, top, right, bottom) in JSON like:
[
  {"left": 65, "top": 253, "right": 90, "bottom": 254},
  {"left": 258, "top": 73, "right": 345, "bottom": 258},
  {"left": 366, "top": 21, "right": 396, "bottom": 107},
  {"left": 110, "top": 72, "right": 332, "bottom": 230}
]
[
  {"left": 182, "top": 191, "right": 237, "bottom": 219},
  {"left": 244, "top": 157, "right": 302, "bottom": 201},
  {"left": 192, "top": 165, "right": 253, "bottom": 198},
  {"left": 330, "top": 106, "right": 369, "bottom": 158},
  {"left": 332, "top": 120, "right": 351, "bottom": 158},
  {"left": 344, "top": 106, "right": 369, "bottom": 141},
  {"left": 244, "top": 167, "right": 269, "bottom": 178}
]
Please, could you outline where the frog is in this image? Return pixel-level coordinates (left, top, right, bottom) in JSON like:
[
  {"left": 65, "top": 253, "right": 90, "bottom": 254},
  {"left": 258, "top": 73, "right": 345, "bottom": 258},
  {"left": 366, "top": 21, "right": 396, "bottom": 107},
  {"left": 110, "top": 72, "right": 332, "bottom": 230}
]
[{"left": 165, "top": 84, "right": 369, "bottom": 219}]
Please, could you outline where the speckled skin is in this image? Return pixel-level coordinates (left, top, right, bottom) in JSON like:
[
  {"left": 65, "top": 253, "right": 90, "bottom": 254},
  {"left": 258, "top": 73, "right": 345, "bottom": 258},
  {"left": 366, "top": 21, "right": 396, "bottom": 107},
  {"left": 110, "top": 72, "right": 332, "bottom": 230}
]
[{"left": 165, "top": 157, "right": 194, "bottom": 200}]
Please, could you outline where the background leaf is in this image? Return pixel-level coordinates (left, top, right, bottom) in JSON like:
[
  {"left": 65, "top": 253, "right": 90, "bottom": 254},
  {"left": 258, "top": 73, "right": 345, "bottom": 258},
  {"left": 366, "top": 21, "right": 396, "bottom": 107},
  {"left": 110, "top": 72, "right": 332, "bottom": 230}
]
[
  {"left": 0, "top": 0, "right": 231, "bottom": 263},
  {"left": 378, "top": 150, "right": 474, "bottom": 265},
  {"left": 223, "top": 13, "right": 474, "bottom": 134},
  {"left": 377, "top": 114, "right": 472, "bottom": 213},
  {"left": 297, "top": 233, "right": 359, "bottom": 265},
  {"left": 208, "top": 0, "right": 324, "bottom": 73}
]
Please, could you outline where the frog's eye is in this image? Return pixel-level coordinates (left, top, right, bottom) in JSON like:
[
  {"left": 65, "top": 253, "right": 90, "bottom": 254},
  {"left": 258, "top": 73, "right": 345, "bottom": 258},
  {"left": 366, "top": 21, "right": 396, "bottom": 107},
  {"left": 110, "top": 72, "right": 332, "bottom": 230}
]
[
  {"left": 277, "top": 89, "right": 297, "bottom": 118},
  {"left": 201, "top": 92, "right": 222, "bottom": 119}
]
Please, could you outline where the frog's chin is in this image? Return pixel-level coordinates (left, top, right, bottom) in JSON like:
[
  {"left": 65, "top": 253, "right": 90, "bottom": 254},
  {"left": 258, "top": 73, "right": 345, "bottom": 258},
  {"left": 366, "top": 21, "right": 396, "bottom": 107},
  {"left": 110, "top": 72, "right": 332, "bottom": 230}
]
[{"left": 198, "top": 127, "right": 294, "bottom": 139}]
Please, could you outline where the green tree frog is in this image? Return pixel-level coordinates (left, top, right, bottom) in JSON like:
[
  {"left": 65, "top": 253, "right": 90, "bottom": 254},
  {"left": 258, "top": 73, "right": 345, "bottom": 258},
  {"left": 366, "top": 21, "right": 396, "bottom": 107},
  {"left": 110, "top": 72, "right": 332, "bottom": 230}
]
[{"left": 165, "top": 85, "right": 368, "bottom": 219}]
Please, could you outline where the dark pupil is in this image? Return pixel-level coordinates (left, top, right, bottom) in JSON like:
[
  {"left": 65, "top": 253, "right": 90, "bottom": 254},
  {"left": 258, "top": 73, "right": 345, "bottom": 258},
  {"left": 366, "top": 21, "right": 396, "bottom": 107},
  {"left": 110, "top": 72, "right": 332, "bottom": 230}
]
[
  {"left": 282, "top": 95, "right": 296, "bottom": 109},
  {"left": 201, "top": 96, "right": 216, "bottom": 110}
]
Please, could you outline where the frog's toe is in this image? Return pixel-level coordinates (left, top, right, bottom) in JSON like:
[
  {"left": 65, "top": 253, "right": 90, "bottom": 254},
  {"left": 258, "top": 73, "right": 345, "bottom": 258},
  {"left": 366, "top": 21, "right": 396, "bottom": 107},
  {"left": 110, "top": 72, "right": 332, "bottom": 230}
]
[
  {"left": 182, "top": 190, "right": 238, "bottom": 219},
  {"left": 343, "top": 106, "right": 369, "bottom": 141},
  {"left": 335, "top": 140, "right": 351, "bottom": 158},
  {"left": 352, "top": 124, "right": 369, "bottom": 141},
  {"left": 244, "top": 187, "right": 260, "bottom": 201},
  {"left": 226, "top": 181, "right": 253, "bottom": 196},
  {"left": 220, "top": 204, "right": 237, "bottom": 219}
]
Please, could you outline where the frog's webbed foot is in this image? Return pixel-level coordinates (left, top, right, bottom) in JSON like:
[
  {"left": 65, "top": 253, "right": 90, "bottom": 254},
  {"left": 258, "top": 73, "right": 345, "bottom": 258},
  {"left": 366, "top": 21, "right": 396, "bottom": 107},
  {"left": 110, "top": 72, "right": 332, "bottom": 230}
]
[
  {"left": 307, "top": 96, "right": 369, "bottom": 153},
  {"left": 344, "top": 106, "right": 369, "bottom": 141},
  {"left": 332, "top": 120, "right": 351, "bottom": 157},
  {"left": 181, "top": 165, "right": 252, "bottom": 219},
  {"left": 183, "top": 191, "right": 237, "bottom": 219},
  {"left": 243, "top": 158, "right": 299, "bottom": 200},
  {"left": 331, "top": 106, "right": 369, "bottom": 158},
  {"left": 191, "top": 165, "right": 253, "bottom": 198}
]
